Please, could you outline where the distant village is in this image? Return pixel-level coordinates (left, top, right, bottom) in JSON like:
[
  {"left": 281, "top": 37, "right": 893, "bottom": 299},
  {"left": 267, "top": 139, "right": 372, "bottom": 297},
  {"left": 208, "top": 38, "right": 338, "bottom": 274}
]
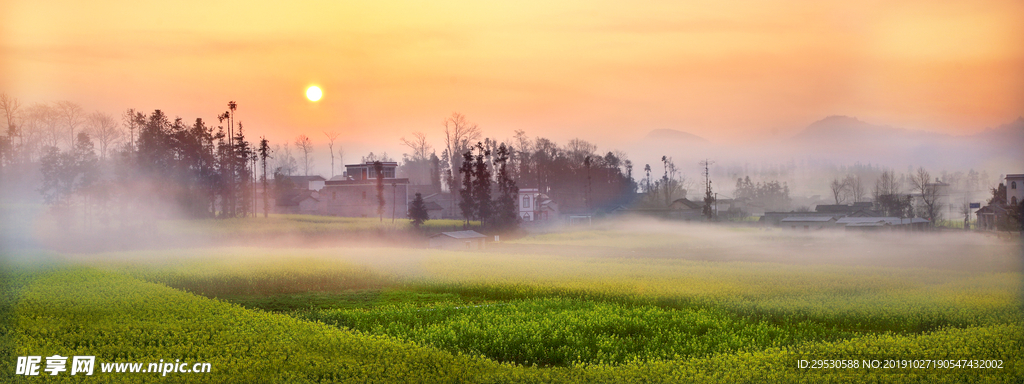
[
  {"left": 0, "top": 97, "right": 1020, "bottom": 237},
  {"left": 272, "top": 159, "right": 1023, "bottom": 233}
]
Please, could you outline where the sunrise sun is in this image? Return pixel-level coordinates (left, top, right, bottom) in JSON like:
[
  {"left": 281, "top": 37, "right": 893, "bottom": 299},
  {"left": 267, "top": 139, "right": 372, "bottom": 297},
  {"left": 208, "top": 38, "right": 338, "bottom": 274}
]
[{"left": 306, "top": 86, "right": 322, "bottom": 101}]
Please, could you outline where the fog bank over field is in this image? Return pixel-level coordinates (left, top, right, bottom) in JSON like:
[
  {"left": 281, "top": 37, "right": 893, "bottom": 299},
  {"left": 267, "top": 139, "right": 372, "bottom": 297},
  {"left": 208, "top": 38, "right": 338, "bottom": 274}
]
[
  {"left": 8, "top": 213, "right": 1020, "bottom": 278},
  {"left": 503, "top": 218, "right": 1023, "bottom": 273}
]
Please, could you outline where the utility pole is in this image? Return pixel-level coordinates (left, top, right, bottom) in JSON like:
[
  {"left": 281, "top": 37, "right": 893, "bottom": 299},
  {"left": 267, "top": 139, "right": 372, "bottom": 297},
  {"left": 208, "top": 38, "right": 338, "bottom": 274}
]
[{"left": 700, "top": 159, "right": 715, "bottom": 221}]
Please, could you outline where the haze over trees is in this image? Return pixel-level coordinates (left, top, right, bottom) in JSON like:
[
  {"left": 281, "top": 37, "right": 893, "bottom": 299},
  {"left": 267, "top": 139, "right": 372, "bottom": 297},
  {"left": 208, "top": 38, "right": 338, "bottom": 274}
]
[
  {"left": 1, "top": 96, "right": 265, "bottom": 227},
  {"left": 1, "top": 92, "right": 1016, "bottom": 233},
  {"left": 734, "top": 176, "right": 791, "bottom": 212}
]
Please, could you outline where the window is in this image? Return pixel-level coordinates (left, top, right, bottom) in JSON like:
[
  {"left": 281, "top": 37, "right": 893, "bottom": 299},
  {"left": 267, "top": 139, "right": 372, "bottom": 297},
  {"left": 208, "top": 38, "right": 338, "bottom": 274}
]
[
  {"left": 1013, "top": 181, "right": 1017, "bottom": 189},
  {"left": 523, "top": 195, "right": 531, "bottom": 209}
]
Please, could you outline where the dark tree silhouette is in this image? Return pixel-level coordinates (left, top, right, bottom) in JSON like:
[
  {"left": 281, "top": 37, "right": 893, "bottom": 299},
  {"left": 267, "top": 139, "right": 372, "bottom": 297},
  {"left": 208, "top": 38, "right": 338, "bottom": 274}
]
[
  {"left": 493, "top": 143, "right": 519, "bottom": 231},
  {"left": 374, "top": 160, "right": 385, "bottom": 222},
  {"left": 408, "top": 192, "right": 429, "bottom": 228},
  {"left": 471, "top": 143, "right": 492, "bottom": 227},
  {"left": 458, "top": 150, "right": 475, "bottom": 225},
  {"left": 258, "top": 136, "right": 272, "bottom": 218}
]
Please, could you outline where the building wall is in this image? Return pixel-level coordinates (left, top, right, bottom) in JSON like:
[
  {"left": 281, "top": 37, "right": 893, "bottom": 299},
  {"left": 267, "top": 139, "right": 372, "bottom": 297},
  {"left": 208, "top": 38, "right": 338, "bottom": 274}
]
[
  {"left": 298, "top": 198, "right": 319, "bottom": 214},
  {"left": 519, "top": 189, "right": 539, "bottom": 221},
  {"left": 1007, "top": 175, "right": 1023, "bottom": 206},
  {"left": 783, "top": 220, "right": 834, "bottom": 230},
  {"left": 320, "top": 183, "right": 408, "bottom": 218}
]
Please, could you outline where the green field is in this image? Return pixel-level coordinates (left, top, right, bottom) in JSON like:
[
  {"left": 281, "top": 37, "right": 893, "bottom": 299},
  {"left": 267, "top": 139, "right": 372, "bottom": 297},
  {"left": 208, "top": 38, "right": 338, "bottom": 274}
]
[{"left": 2, "top": 220, "right": 1022, "bottom": 382}]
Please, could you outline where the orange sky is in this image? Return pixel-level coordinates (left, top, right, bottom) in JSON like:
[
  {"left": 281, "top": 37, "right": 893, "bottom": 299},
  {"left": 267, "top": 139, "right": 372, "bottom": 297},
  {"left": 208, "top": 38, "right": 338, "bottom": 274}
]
[{"left": 2, "top": 0, "right": 1022, "bottom": 158}]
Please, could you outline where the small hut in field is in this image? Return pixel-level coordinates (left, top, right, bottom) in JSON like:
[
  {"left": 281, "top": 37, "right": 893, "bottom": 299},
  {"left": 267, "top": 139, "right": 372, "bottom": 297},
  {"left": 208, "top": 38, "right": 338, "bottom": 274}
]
[{"left": 429, "top": 230, "right": 487, "bottom": 250}]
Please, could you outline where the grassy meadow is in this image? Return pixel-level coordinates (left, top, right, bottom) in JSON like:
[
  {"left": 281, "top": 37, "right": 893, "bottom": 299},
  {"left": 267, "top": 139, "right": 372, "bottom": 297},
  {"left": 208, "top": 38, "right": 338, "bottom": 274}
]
[{"left": 1, "top": 218, "right": 1022, "bottom": 382}]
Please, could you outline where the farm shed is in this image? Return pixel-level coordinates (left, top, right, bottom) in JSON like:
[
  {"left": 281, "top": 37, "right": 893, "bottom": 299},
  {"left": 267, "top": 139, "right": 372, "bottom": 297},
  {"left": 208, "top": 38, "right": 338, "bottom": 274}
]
[
  {"left": 836, "top": 217, "right": 930, "bottom": 231},
  {"left": 780, "top": 216, "right": 836, "bottom": 230},
  {"left": 429, "top": 230, "right": 487, "bottom": 250}
]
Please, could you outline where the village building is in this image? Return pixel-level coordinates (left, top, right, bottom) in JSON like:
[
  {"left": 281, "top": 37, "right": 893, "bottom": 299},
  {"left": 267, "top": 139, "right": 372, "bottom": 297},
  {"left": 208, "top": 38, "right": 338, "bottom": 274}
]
[
  {"left": 280, "top": 175, "right": 326, "bottom": 191},
  {"left": 761, "top": 211, "right": 839, "bottom": 226},
  {"left": 275, "top": 189, "right": 320, "bottom": 214},
  {"left": 1007, "top": 174, "right": 1024, "bottom": 206},
  {"left": 421, "top": 192, "right": 459, "bottom": 219},
  {"left": 835, "top": 217, "right": 930, "bottom": 231},
  {"left": 423, "top": 201, "right": 445, "bottom": 220},
  {"left": 976, "top": 204, "right": 1013, "bottom": 231},
  {"left": 519, "top": 188, "right": 559, "bottom": 222},
  {"left": 428, "top": 230, "right": 487, "bottom": 250},
  {"left": 975, "top": 173, "right": 1022, "bottom": 231},
  {"left": 780, "top": 216, "right": 837, "bottom": 230},
  {"left": 318, "top": 162, "right": 409, "bottom": 218},
  {"left": 667, "top": 198, "right": 704, "bottom": 220}
]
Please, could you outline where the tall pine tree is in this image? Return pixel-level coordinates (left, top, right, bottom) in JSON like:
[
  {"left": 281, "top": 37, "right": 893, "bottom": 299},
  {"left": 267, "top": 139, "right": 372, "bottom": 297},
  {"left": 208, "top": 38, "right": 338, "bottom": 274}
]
[
  {"left": 458, "top": 150, "right": 475, "bottom": 225},
  {"left": 408, "top": 192, "right": 429, "bottom": 228},
  {"left": 493, "top": 143, "right": 519, "bottom": 231},
  {"left": 471, "top": 142, "right": 492, "bottom": 227}
]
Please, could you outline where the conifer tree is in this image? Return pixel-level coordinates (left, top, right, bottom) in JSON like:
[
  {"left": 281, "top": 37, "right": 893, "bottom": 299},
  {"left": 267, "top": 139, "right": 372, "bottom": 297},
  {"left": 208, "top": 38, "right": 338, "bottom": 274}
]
[{"left": 408, "top": 192, "right": 429, "bottom": 228}]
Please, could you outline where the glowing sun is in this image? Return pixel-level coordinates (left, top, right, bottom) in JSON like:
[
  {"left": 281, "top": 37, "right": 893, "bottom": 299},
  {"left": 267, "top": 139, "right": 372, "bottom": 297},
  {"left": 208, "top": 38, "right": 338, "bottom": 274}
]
[{"left": 306, "top": 86, "right": 322, "bottom": 101}]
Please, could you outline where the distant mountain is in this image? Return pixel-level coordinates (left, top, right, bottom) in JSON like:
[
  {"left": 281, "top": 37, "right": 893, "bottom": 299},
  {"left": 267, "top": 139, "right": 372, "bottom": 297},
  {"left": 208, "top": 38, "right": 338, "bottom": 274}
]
[
  {"left": 643, "top": 129, "right": 709, "bottom": 143},
  {"left": 792, "top": 115, "right": 944, "bottom": 143},
  {"left": 969, "top": 116, "right": 1024, "bottom": 142},
  {"left": 786, "top": 115, "right": 1022, "bottom": 170}
]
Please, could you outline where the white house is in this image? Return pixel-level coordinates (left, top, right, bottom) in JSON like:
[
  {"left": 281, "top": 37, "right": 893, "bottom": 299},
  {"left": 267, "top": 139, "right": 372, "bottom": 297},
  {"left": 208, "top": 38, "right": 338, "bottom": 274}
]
[
  {"left": 518, "top": 188, "right": 559, "bottom": 222},
  {"left": 1006, "top": 174, "right": 1023, "bottom": 206}
]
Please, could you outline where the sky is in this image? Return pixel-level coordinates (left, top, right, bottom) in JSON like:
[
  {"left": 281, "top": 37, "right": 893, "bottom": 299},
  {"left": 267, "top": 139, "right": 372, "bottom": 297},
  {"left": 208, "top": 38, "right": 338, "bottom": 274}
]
[{"left": 2, "top": 0, "right": 1022, "bottom": 166}]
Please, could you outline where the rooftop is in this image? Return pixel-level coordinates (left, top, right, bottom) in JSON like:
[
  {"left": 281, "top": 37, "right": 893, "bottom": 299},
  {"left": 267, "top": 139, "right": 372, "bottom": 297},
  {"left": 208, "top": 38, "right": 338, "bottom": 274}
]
[
  {"left": 836, "top": 217, "right": 929, "bottom": 225},
  {"left": 780, "top": 216, "right": 836, "bottom": 222},
  {"left": 432, "top": 230, "right": 487, "bottom": 239}
]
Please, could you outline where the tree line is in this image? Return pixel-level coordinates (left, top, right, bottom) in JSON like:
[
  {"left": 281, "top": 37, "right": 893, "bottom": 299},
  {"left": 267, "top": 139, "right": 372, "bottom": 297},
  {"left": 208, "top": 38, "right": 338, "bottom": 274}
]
[{"left": 0, "top": 93, "right": 272, "bottom": 228}]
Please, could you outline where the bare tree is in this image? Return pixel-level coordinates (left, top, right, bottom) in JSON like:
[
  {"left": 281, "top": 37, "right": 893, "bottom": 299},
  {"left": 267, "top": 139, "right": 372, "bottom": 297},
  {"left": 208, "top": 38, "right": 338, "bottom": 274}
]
[
  {"left": 911, "top": 166, "right": 941, "bottom": 225},
  {"left": 400, "top": 132, "right": 432, "bottom": 161},
  {"left": 86, "top": 112, "right": 121, "bottom": 160},
  {"left": 271, "top": 143, "right": 298, "bottom": 176},
  {"left": 121, "top": 108, "right": 144, "bottom": 152},
  {"left": 1, "top": 93, "right": 21, "bottom": 144},
  {"left": 28, "top": 103, "right": 61, "bottom": 150},
  {"left": 844, "top": 174, "right": 865, "bottom": 202},
  {"left": 566, "top": 138, "right": 597, "bottom": 169},
  {"left": 959, "top": 198, "right": 972, "bottom": 230},
  {"left": 54, "top": 100, "right": 84, "bottom": 148},
  {"left": 442, "top": 113, "right": 480, "bottom": 191},
  {"left": 873, "top": 170, "right": 907, "bottom": 217},
  {"left": 512, "top": 129, "right": 531, "bottom": 179},
  {"left": 873, "top": 170, "right": 901, "bottom": 199},
  {"left": 323, "top": 130, "right": 340, "bottom": 177},
  {"left": 829, "top": 177, "right": 848, "bottom": 204},
  {"left": 294, "top": 134, "right": 314, "bottom": 176}
]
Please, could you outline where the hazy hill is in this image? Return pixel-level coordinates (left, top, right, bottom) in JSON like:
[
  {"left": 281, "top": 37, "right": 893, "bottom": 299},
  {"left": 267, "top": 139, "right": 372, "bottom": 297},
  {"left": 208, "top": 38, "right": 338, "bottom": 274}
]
[
  {"left": 643, "top": 129, "right": 709, "bottom": 143},
  {"left": 792, "top": 115, "right": 945, "bottom": 143},
  {"left": 786, "top": 115, "right": 1022, "bottom": 170}
]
